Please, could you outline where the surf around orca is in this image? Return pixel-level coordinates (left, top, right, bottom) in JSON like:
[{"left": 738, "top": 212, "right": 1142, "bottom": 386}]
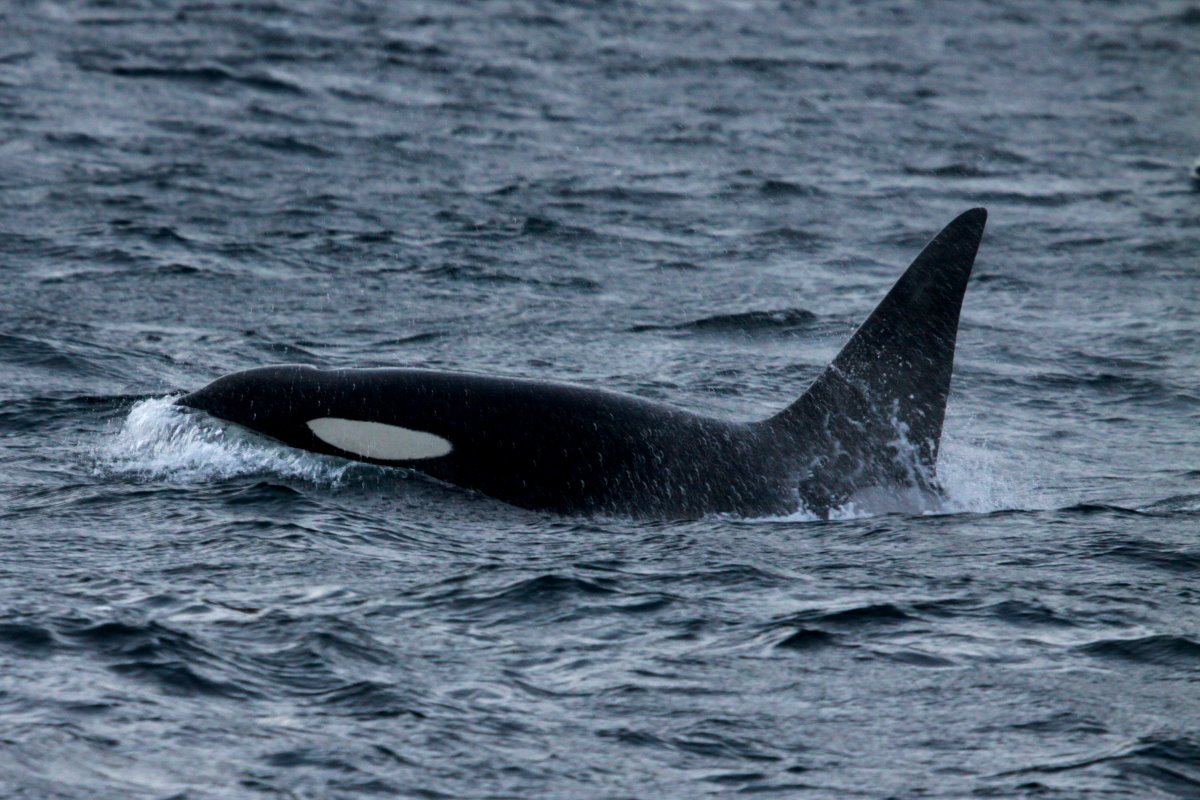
[{"left": 176, "top": 208, "right": 987, "bottom": 519}]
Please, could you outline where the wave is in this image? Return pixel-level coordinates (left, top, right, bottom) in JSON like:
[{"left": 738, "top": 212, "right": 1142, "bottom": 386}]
[
  {"left": 997, "top": 735, "right": 1200, "bottom": 798},
  {"left": 628, "top": 308, "right": 816, "bottom": 335},
  {"left": 1, "top": 610, "right": 409, "bottom": 707},
  {"left": 105, "top": 64, "right": 305, "bottom": 95},
  {"left": 1078, "top": 635, "right": 1200, "bottom": 667}
]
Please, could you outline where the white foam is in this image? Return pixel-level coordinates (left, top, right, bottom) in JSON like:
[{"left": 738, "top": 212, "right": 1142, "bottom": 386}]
[
  {"left": 937, "top": 428, "right": 1050, "bottom": 514},
  {"left": 95, "top": 396, "right": 356, "bottom": 484},
  {"left": 740, "top": 423, "right": 1050, "bottom": 524}
]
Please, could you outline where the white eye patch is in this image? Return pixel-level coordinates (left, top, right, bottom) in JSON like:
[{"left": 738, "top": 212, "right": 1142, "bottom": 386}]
[{"left": 306, "top": 417, "right": 453, "bottom": 461}]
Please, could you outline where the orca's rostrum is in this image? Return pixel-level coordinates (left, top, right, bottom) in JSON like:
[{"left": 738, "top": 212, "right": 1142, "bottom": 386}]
[{"left": 177, "top": 208, "right": 987, "bottom": 519}]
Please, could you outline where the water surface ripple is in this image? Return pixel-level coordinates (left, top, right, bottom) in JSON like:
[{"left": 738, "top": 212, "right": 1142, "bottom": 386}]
[{"left": 1, "top": 1, "right": 1198, "bottom": 798}]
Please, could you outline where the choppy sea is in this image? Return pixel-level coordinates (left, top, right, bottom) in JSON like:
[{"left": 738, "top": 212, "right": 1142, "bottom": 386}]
[{"left": 1, "top": 1, "right": 1199, "bottom": 797}]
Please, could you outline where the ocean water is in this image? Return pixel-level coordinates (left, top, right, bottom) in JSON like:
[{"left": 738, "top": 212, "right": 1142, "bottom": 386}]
[{"left": 1, "top": 1, "right": 1199, "bottom": 797}]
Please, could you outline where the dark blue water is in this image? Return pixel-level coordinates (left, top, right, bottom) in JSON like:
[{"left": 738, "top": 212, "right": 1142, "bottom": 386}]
[{"left": 2, "top": 1, "right": 1199, "bottom": 797}]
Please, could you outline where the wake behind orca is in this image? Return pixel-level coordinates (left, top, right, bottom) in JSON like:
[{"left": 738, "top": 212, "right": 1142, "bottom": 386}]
[{"left": 176, "top": 208, "right": 987, "bottom": 519}]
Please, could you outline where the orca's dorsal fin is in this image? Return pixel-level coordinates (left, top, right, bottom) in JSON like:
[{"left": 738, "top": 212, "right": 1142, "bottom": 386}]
[{"left": 766, "top": 208, "right": 987, "bottom": 514}]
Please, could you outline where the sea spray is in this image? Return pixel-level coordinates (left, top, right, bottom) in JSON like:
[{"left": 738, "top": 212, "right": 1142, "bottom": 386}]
[{"left": 96, "top": 396, "right": 359, "bottom": 485}]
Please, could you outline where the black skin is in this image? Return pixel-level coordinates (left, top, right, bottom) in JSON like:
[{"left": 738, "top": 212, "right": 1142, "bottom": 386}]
[
  {"left": 178, "top": 365, "right": 798, "bottom": 517},
  {"left": 177, "top": 209, "right": 987, "bottom": 519}
]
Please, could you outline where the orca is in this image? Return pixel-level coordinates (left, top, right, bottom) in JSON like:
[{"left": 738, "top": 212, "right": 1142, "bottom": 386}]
[{"left": 175, "top": 208, "right": 987, "bottom": 519}]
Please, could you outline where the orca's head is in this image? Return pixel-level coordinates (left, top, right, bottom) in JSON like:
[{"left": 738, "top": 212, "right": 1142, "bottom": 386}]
[
  {"left": 175, "top": 365, "right": 454, "bottom": 464},
  {"left": 175, "top": 365, "right": 328, "bottom": 444}
]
